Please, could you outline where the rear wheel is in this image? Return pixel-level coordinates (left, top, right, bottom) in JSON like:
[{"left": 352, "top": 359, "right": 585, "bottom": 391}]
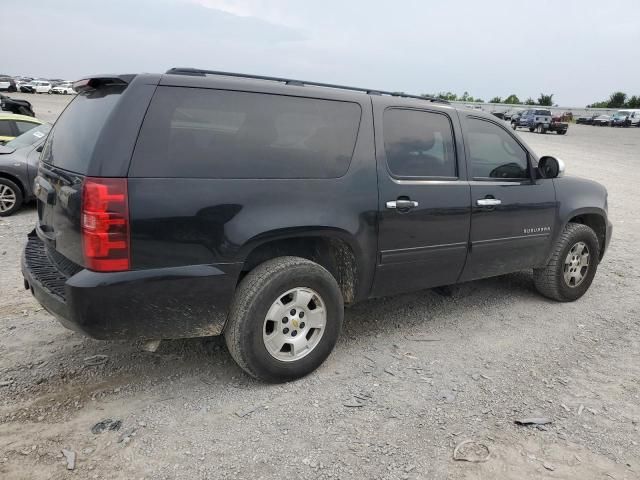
[
  {"left": 536, "top": 124, "right": 547, "bottom": 134},
  {"left": 533, "top": 223, "right": 600, "bottom": 302},
  {"left": 0, "top": 178, "right": 23, "bottom": 217},
  {"left": 224, "top": 256, "right": 344, "bottom": 382}
]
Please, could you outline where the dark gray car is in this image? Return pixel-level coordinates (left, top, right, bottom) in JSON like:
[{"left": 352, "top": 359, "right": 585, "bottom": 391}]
[{"left": 0, "top": 123, "right": 50, "bottom": 216}]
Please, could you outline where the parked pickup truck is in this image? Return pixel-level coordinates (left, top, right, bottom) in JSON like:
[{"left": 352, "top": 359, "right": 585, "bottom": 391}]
[
  {"left": 22, "top": 70, "right": 612, "bottom": 382},
  {"left": 512, "top": 108, "right": 568, "bottom": 134}
]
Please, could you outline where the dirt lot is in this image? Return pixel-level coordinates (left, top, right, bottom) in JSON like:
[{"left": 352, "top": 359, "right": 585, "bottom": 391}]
[{"left": 1, "top": 96, "right": 638, "bottom": 480}]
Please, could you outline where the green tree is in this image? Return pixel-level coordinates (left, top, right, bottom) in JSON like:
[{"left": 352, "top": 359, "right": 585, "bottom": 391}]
[
  {"left": 475, "top": 98, "right": 485, "bottom": 103},
  {"left": 435, "top": 91, "right": 458, "bottom": 101},
  {"left": 503, "top": 94, "right": 521, "bottom": 104},
  {"left": 525, "top": 98, "right": 536, "bottom": 105},
  {"left": 587, "top": 101, "right": 608, "bottom": 108},
  {"left": 608, "top": 91, "right": 627, "bottom": 108},
  {"left": 489, "top": 96, "right": 502, "bottom": 103},
  {"left": 627, "top": 95, "right": 640, "bottom": 108},
  {"left": 537, "top": 93, "right": 554, "bottom": 106}
]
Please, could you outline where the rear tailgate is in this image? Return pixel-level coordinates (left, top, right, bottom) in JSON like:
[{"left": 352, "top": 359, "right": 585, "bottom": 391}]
[{"left": 34, "top": 75, "right": 158, "bottom": 269}]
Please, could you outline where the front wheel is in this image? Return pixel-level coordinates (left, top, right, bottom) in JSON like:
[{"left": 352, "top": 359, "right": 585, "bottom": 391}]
[
  {"left": 533, "top": 223, "right": 600, "bottom": 302},
  {"left": 225, "top": 256, "right": 344, "bottom": 382},
  {"left": 0, "top": 178, "right": 23, "bottom": 217}
]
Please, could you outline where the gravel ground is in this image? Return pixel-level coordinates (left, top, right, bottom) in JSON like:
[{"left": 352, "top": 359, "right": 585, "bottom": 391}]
[
  {"left": 7, "top": 92, "right": 73, "bottom": 123},
  {"left": 0, "top": 96, "right": 638, "bottom": 480}
]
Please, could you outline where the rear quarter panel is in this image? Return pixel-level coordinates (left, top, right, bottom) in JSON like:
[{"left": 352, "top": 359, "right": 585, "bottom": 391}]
[{"left": 127, "top": 91, "right": 378, "bottom": 301}]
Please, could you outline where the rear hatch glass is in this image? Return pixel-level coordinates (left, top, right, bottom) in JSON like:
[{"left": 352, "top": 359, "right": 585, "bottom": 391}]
[
  {"left": 36, "top": 86, "right": 125, "bottom": 266},
  {"left": 42, "top": 85, "right": 125, "bottom": 173}
]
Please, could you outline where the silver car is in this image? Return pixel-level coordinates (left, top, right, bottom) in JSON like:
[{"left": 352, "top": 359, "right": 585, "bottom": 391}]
[{"left": 0, "top": 123, "right": 51, "bottom": 216}]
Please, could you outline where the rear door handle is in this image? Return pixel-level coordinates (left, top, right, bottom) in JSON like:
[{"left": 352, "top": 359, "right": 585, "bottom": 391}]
[
  {"left": 477, "top": 198, "right": 502, "bottom": 206},
  {"left": 386, "top": 199, "right": 419, "bottom": 210}
]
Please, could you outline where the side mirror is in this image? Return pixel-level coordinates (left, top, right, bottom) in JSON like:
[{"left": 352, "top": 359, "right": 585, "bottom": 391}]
[{"left": 538, "top": 156, "right": 565, "bottom": 179}]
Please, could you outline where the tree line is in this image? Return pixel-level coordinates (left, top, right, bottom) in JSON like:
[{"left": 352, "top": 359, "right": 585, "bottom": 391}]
[
  {"left": 587, "top": 92, "right": 640, "bottom": 109},
  {"left": 421, "top": 92, "right": 555, "bottom": 106}
]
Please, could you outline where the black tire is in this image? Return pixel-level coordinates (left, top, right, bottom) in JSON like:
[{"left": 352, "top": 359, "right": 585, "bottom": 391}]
[
  {"left": 533, "top": 223, "right": 600, "bottom": 302},
  {"left": 0, "top": 178, "right": 24, "bottom": 217},
  {"left": 529, "top": 127, "right": 535, "bottom": 132},
  {"left": 224, "top": 256, "right": 344, "bottom": 382},
  {"left": 512, "top": 123, "right": 517, "bottom": 130}
]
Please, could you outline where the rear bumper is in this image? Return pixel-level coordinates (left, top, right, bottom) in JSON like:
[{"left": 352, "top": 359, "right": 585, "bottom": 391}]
[{"left": 22, "top": 231, "right": 242, "bottom": 340}]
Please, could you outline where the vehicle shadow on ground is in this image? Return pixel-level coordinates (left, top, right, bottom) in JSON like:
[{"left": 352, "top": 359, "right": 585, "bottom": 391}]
[
  {"left": 5, "top": 269, "right": 543, "bottom": 401},
  {"left": 96, "top": 270, "right": 540, "bottom": 382}
]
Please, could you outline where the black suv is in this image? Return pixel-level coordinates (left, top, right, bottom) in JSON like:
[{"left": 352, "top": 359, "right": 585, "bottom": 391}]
[{"left": 22, "top": 69, "right": 612, "bottom": 382}]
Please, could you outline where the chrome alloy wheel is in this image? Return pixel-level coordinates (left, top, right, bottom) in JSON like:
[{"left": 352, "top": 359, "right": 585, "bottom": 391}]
[
  {"left": 262, "top": 287, "right": 326, "bottom": 362},
  {"left": 563, "top": 241, "right": 590, "bottom": 288},
  {"left": 0, "top": 185, "right": 17, "bottom": 213}
]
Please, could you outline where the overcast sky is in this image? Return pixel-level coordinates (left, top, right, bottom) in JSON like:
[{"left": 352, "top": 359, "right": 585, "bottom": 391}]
[{"left": 4, "top": 0, "right": 639, "bottom": 106}]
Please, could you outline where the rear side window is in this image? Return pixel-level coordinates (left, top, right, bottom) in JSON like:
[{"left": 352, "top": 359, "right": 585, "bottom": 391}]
[
  {"left": 130, "top": 87, "right": 362, "bottom": 178},
  {"left": 467, "top": 118, "right": 529, "bottom": 179},
  {"left": 383, "top": 108, "right": 456, "bottom": 178},
  {"left": 41, "top": 86, "right": 124, "bottom": 173},
  {"left": 15, "top": 121, "right": 38, "bottom": 135}
]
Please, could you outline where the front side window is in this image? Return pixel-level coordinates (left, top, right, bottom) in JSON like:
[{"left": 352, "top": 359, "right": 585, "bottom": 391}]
[
  {"left": 467, "top": 118, "right": 529, "bottom": 179},
  {"left": 131, "top": 87, "right": 362, "bottom": 179},
  {"left": 383, "top": 108, "right": 456, "bottom": 178},
  {"left": 15, "top": 121, "right": 38, "bottom": 135}
]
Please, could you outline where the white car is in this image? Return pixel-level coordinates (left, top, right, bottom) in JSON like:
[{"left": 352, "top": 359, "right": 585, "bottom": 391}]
[
  {"left": 29, "top": 81, "right": 52, "bottom": 94},
  {"left": 0, "top": 78, "right": 13, "bottom": 91},
  {"left": 51, "top": 83, "right": 76, "bottom": 95},
  {"left": 616, "top": 109, "right": 640, "bottom": 127}
]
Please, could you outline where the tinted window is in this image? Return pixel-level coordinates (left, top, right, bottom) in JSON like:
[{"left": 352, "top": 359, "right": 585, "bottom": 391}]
[
  {"left": 0, "top": 120, "right": 13, "bottom": 137},
  {"left": 15, "top": 120, "right": 38, "bottom": 135},
  {"left": 467, "top": 118, "right": 529, "bottom": 179},
  {"left": 41, "top": 86, "right": 124, "bottom": 173},
  {"left": 383, "top": 109, "right": 456, "bottom": 178},
  {"left": 131, "top": 87, "right": 362, "bottom": 179}
]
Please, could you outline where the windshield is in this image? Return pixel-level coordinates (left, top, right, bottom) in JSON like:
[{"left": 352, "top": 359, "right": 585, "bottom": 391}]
[
  {"left": 614, "top": 112, "right": 629, "bottom": 117},
  {"left": 5, "top": 123, "right": 51, "bottom": 149}
]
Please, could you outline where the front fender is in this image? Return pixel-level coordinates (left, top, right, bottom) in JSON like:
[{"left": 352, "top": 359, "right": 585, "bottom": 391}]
[{"left": 547, "top": 176, "right": 610, "bottom": 261}]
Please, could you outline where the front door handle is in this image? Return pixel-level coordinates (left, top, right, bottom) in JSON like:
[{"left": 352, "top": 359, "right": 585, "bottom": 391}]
[
  {"left": 386, "top": 199, "right": 419, "bottom": 210},
  {"left": 477, "top": 198, "right": 502, "bottom": 207}
]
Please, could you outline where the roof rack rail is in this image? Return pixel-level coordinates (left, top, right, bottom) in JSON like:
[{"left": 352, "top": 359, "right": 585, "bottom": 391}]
[{"left": 165, "top": 67, "right": 449, "bottom": 104}]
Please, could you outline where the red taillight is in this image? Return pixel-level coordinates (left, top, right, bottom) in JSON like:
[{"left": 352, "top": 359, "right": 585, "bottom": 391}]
[{"left": 82, "top": 177, "right": 130, "bottom": 272}]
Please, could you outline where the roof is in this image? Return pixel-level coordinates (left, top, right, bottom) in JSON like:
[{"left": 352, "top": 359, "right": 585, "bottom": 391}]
[
  {"left": 0, "top": 113, "right": 42, "bottom": 123},
  {"left": 164, "top": 67, "right": 450, "bottom": 105}
]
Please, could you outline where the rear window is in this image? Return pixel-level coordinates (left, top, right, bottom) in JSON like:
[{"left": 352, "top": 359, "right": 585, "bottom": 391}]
[
  {"left": 534, "top": 110, "right": 551, "bottom": 116},
  {"left": 130, "top": 87, "right": 362, "bottom": 178},
  {"left": 41, "top": 86, "right": 124, "bottom": 173}
]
